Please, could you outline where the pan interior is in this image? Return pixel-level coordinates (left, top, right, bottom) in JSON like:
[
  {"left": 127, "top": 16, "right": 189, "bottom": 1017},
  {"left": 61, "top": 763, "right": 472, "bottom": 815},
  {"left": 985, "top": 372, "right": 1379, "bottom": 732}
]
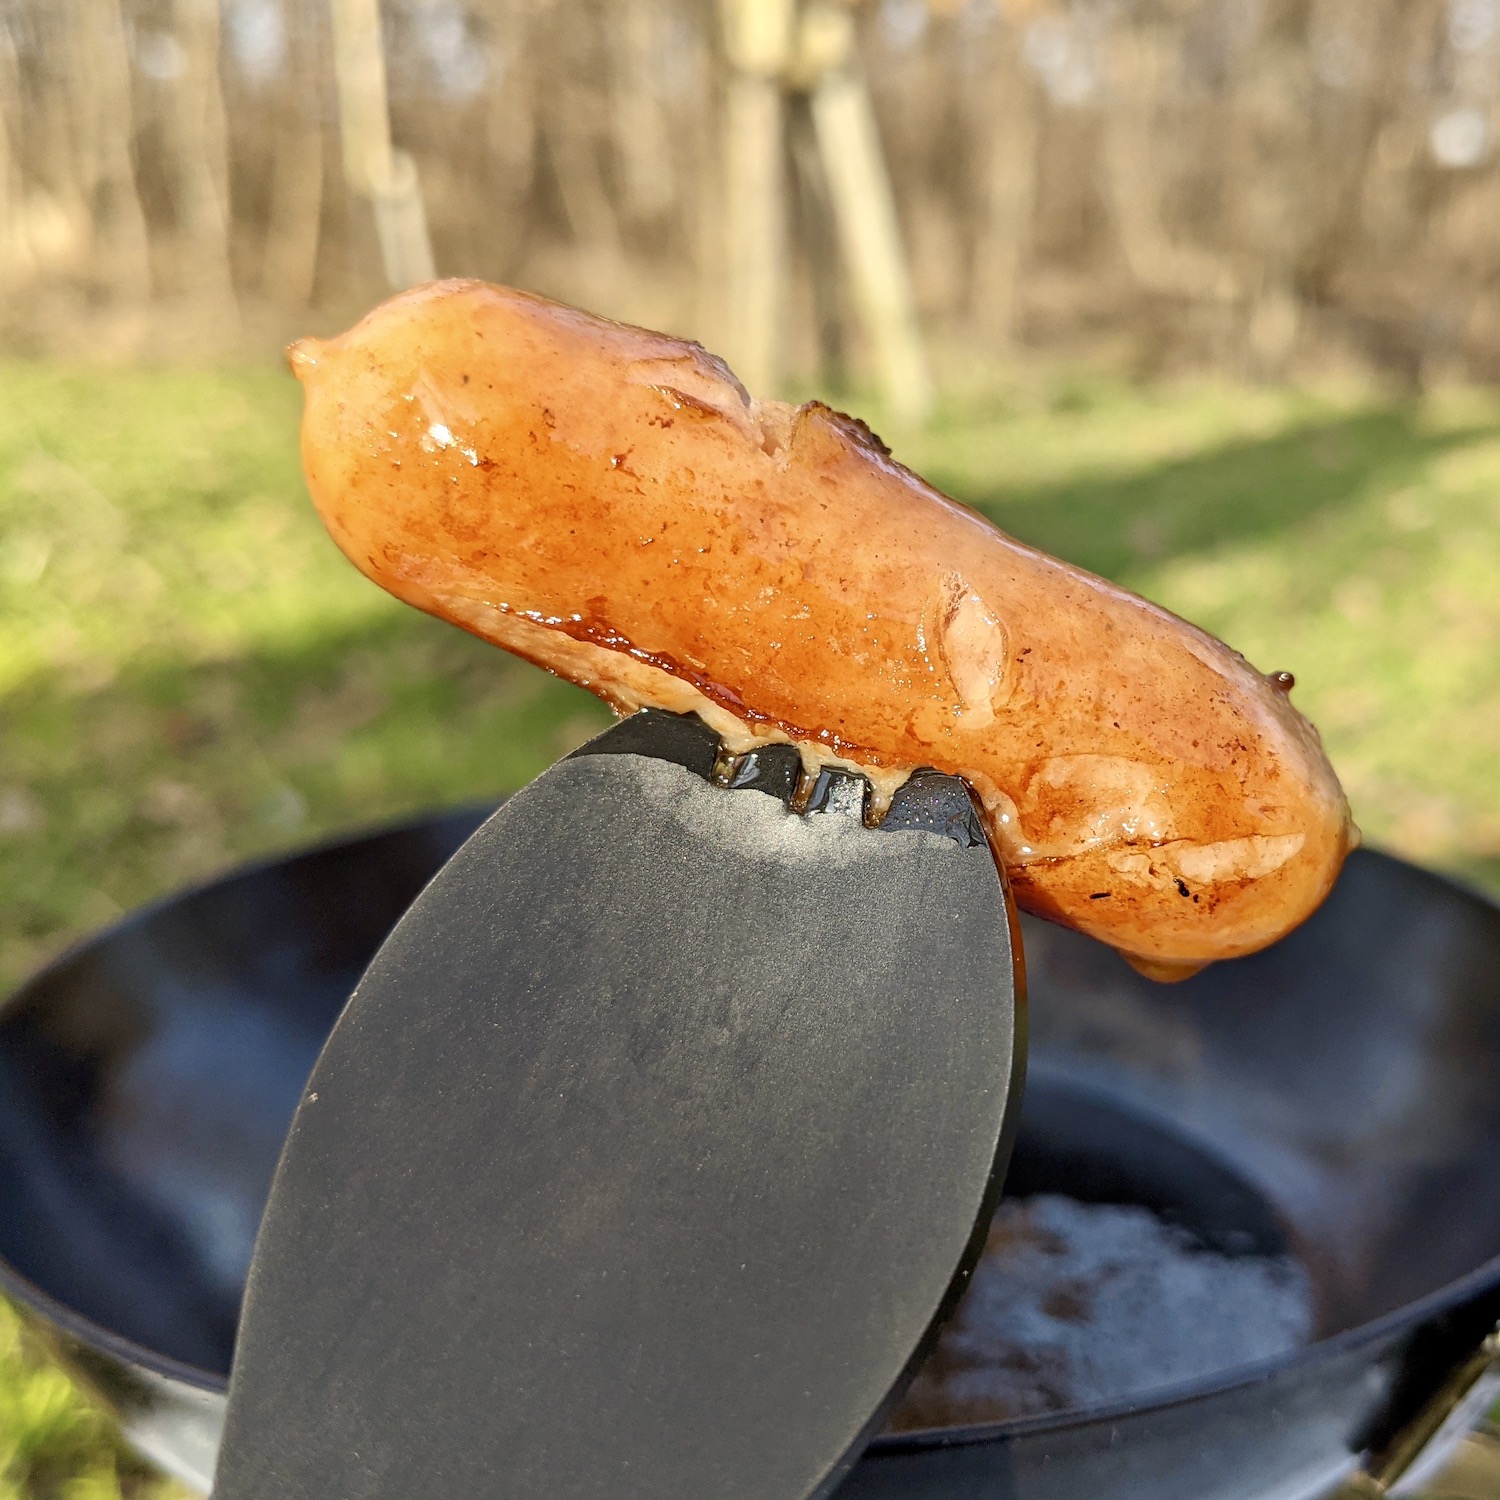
[
  {"left": 0, "top": 811, "right": 485, "bottom": 1375},
  {"left": 1016, "top": 852, "right": 1500, "bottom": 1343},
  {"left": 887, "top": 1079, "right": 1317, "bottom": 1430}
]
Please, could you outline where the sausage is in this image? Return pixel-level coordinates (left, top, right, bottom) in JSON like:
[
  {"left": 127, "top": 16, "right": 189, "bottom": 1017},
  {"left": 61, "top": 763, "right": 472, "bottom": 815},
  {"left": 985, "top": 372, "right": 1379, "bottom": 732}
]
[{"left": 289, "top": 279, "right": 1355, "bottom": 978}]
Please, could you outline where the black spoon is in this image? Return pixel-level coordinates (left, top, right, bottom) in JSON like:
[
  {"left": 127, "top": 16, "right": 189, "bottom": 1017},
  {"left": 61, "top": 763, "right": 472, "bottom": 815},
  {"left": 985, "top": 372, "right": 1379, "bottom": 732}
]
[{"left": 212, "top": 710, "right": 1024, "bottom": 1500}]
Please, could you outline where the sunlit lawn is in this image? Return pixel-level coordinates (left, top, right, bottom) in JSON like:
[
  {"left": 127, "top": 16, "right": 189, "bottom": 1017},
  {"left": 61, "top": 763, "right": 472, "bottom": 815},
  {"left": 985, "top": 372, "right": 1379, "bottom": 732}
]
[{"left": 1, "top": 360, "right": 1498, "bottom": 1495}]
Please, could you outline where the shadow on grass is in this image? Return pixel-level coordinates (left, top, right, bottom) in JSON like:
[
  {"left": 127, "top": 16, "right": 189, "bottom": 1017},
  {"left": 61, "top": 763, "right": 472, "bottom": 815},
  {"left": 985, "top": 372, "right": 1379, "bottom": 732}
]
[
  {"left": 0, "top": 610, "right": 610, "bottom": 990},
  {"left": 925, "top": 407, "right": 1493, "bottom": 583}
]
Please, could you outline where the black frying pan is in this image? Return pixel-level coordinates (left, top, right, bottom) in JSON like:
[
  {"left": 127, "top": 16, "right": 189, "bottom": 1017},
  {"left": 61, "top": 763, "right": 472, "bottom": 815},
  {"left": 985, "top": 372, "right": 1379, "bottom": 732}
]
[{"left": 2, "top": 812, "right": 1499, "bottom": 1498}]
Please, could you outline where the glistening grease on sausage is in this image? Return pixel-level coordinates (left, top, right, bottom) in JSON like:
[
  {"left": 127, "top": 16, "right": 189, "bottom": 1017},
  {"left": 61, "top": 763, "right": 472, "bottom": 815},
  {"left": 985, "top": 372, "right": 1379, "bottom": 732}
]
[{"left": 290, "top": 279, "right": 1355, "bottom": 979}]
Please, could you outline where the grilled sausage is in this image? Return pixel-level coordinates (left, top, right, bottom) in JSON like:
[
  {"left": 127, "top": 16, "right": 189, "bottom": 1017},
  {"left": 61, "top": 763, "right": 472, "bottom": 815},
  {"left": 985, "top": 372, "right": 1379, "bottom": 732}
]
[{"left": 290, "top": 279, "right": 1355, "bottom": 977}]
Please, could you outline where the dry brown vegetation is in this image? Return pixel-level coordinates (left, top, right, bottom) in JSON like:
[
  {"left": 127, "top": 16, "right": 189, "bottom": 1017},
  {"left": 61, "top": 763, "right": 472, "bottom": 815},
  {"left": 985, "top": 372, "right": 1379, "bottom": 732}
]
[{"left": 3, "top": 0, "right": 1500, "bottom": 387}]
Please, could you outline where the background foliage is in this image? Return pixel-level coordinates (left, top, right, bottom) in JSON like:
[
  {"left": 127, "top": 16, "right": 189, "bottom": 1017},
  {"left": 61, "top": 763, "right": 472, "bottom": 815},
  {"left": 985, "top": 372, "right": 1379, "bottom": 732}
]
[{"left": 7, "top": 0, "right": 1500, "bottom": 386}]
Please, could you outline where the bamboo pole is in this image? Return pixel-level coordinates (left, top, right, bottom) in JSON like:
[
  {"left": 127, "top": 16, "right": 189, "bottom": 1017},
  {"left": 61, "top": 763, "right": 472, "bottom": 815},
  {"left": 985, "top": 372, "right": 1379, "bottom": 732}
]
[
  {"left": 801, "top": 2, "right": 933, "bottom": 424},
  {"left": 329, "top": 0, "right": 435, "bottom": 289},
  {"left": 720, "top": 0, "right": 795, "bottom": 395}
]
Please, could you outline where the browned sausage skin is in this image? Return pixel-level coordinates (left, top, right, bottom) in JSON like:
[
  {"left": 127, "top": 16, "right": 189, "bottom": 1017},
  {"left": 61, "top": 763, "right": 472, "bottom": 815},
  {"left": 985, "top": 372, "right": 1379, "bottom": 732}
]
[{"left": 290, "top": 279, "right": 1355, "bottom": 979}]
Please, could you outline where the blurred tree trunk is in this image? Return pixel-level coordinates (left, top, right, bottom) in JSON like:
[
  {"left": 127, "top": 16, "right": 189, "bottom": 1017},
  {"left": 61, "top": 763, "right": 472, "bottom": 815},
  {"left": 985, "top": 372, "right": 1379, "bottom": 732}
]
[
  {"left": 1297, "top": 0, "right": 1408, "bottom": 306},
  {"left": 720, "top": 0, "right": 794, "bottom": 394},
  {"left": 612, "top": 0, "right": 676, "bottom": 228},
  {"left": 262, "top": 123, "right": 324, "bottom": 308},
  {"left": 862, "top": 5, "right": 960, "bottom": 328},
  {"left": 331, "top": 0, "right": 392, "bottom": 192},
  {"left": 970, "top": 22, "right": 1039, "bottom": 346},
  {"left": 787, "top": 94, "right": 847, "bottom": 388},
  {"left": 805, "top": 1, "right": 933, "bottom": 422},
  {"left": 331, "top": 0, "right": 435, "bottom": 291},
  {"left": 1, "top": 0, "right": 1497, "bottom": 382},
  {"left": 164, "top": 0, "right": 236, "bottom": 312},
  {"left": 1232, "top": 15, "right": 1319, "bottom": 377},
  {"left": 537, "top": 0, "right": 621, "bottom": 253},
  {"left": 0, "top": 37, "right": 26, "bottom": 289},
  {"left": 70, "top": 0, "right": 151, "bottom": 307},
  {"left": 254, "top": 0, "right": 327, "bottom": 307},
  {"left": 475, "top": 0, "right": 540, "bottom": 279},
  {"left": 1104, "top": 20, "right": 1240, "bottom": 307}
]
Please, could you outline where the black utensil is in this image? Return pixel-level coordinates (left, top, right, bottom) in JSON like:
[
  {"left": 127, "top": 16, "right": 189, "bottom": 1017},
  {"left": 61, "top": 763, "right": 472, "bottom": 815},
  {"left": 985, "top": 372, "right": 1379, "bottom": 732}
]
[{"left": 212, "top": 711, "right": 1024, "bottom": 1500}]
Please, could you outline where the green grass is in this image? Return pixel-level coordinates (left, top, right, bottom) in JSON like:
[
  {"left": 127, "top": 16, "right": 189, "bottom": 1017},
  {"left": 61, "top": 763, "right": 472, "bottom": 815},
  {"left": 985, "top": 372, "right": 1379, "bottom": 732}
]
[
  {"left": 0, "top": 361, "right": 1498, "bottom": 1494},
  {"left": 0, "top": 1301, "right": 188, "bottom": 1499},
  {"left": 0, "top": 361, "right": 613, "bottom": 999}
]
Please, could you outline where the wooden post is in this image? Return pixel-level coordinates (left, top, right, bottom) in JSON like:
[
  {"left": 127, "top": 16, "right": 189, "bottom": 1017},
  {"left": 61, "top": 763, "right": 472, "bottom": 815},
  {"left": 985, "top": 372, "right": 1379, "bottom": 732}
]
[
  {"left": 800, "top": 2, "right": 933, "bottom": 424},
  {"left": 721, "top": 0, "right": 795, "bottom": 395},
  {"left": 371, "top": 148, "right": 437, "bottom": 289},
  {"left": 329, "top": 0, "right": 436, "bottom": 289}
]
